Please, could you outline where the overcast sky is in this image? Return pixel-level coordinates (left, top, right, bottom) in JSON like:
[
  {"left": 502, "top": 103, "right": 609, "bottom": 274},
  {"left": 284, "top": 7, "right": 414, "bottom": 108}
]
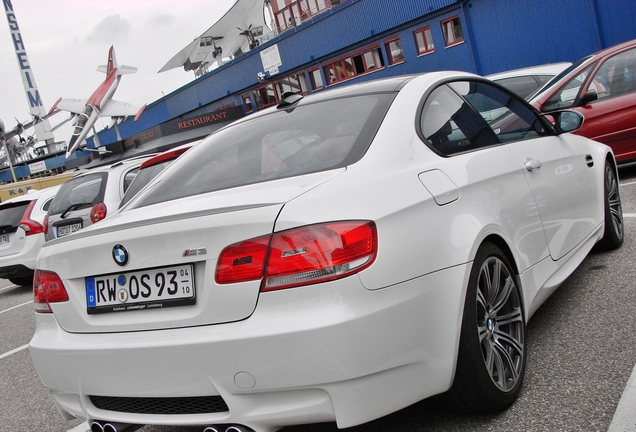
[{"left": 1, "top": 0, "right": 237, "bottom": 145}]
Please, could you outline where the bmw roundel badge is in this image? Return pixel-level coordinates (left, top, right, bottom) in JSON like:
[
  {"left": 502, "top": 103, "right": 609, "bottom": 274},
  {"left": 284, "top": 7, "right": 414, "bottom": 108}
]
[{"left": 112, "top": 244, "right": 129, "bottom": 266}]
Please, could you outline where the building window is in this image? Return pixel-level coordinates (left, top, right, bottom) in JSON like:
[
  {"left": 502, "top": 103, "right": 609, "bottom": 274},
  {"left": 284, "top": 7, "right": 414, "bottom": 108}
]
[
  {"left": 309, "top": 68, "right": 324, "bottom": 90},
  {"left": 384, "top": 36, "right": 404, "bottom": 65},
  {"left": 441, "top": 16, "right": 464, "bottom": 47},
  {"left": 273, "top": 0, "right": 335, "bottom": 33},
  {"left": 414, "top": 27, "right": 435, "bottom": 55},
  {"left": 252, "top": 71, "right": 309, "bottom": 110},
  {"left": 242, "top": 94, "right": 253, "bottom": 113},
  {"left": 323, "top": 46, "right": 385, "bottom": 85}
]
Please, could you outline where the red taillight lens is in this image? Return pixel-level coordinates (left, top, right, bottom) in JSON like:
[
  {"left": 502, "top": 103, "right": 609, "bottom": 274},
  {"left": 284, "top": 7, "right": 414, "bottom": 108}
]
[
  {"left": 33, "top": 269, "right": 69, "bottom": 313},
  {"left": 216, "top": 235, "right": 270, "bottom": 284},
  {"left": 90, "top": 202, "right": 107, "bottom": 223},
  {"left": 215, "top": 221, "right": 377, "bottom": 291},
  {"left": 19, "top": 200, "right": 43, "bottom": 236},
  {"left": 43, "top": 214, "right": 49, "bottom": 234}
]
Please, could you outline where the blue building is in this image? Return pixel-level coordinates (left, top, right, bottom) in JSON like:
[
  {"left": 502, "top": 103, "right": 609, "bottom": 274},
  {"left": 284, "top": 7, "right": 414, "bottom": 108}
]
[{"left": 4, "top": 0, "right": 635, "bottom": 178}]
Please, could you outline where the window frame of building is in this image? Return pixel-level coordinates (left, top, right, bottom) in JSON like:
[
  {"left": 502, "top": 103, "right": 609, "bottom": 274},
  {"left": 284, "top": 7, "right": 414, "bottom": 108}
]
[
  {"left": 242, "top": 93, "right": 253, "bottom": 113},
  {"left": 414, "top": 26, "right": 435, "bottom": 56},
  {"left": 384, "top": 36, "right": 405, "bottom": 66},
  {"left": 322, "top": 45, "right": 385, "bottom": 86},
  {"left": 441, "top": 16, "right": 465, "bottom": 47},
  {"left": 309, "top": 67, "right": 324, "bottom": 90},
  {"left": 251, "top": 71, "right": 310, "bottom": 111}
]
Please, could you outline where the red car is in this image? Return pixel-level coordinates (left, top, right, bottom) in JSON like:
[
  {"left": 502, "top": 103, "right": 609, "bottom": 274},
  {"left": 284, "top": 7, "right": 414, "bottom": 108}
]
[{"left": 530, "top": 38, "right": 636, "bottom": 164}]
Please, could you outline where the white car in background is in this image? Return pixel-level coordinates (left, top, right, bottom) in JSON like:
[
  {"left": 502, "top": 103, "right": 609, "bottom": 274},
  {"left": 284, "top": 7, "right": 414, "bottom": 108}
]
[
  {"left": 30, "top": 72, "right": 622, "bottom": 432},
  {"left": 0, "top": 185, "right": 59, "bottom": 286},
  {"left": 44, "top": 155, "right": 156, "bottom": 241},
  {"left": 487, "top": 62, "right": 572, "bottom": 99}
]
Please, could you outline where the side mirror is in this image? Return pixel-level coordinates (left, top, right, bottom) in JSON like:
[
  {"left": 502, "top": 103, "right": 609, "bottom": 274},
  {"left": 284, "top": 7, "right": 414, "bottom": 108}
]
[
  {"left": 577, "top": 90, "right": 598, "bottom": 107},
  {"left": 551, "top": 110, "right": 585, "bottom": 133}
]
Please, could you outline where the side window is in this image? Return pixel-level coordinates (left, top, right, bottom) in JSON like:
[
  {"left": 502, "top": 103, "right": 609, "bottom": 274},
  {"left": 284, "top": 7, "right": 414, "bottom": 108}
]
[
  {"left": 452, "top": 80, "right": 548, "bottom": 143},
  {"left": 543, "top": 64, "right": 594, "bottom": 111},
  {"left": 420, "top": 84, "right": 499, "bottom": 155},
  {"left": 123, "top": 168, "right": 140, "bottom": 193},
  {"left": 494, "top": 76, "right": 540, "bottom": 99},
  {"left": 588, "top": 47, "right": 636, "bottom": 100}
]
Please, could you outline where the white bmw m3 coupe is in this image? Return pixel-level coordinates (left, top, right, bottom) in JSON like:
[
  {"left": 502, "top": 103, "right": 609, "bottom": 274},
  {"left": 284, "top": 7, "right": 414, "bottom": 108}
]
[{"left": 30, "top": 72, "right": 623, "bottom": 432}]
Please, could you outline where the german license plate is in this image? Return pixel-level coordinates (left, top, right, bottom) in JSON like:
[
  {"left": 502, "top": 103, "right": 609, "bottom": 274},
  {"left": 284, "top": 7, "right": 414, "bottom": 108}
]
[
  {"left": 0, "top": 234, "right": 9, "bottom": 244},
  {"left": 57, "top": 223, "right": 82, "bottom": 238},
  {"left": 85, "top": 264, "right": 195, "bottom": 314}
]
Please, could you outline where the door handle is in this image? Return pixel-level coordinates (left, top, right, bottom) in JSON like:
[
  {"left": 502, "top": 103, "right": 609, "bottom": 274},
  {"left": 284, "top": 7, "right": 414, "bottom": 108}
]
[{"left": 524, "top": 159, "right": 542, "bottom": 171}]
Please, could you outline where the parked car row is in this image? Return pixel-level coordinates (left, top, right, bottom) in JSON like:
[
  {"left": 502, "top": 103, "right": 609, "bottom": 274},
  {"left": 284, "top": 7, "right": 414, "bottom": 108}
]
[
  {"left": 0, "top": 144, "right": 199, "bottom": 286},
  {"left": 486, "top": 38, "right": 636, "bottom": 164},
  {"left": 28, "top": 67, "right": 624, "bottom": 432}
]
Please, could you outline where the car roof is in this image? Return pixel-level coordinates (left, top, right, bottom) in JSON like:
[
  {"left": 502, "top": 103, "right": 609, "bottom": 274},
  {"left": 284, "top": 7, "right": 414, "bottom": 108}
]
[
  {"left": 0, "top": 184, "right": 61, "bottom": 205},
  {"left": 486, "top": 62, "right": 572, "bottom": 80},
  {"left": 70, "top": 154, "right": 159, "bottom": 177}
]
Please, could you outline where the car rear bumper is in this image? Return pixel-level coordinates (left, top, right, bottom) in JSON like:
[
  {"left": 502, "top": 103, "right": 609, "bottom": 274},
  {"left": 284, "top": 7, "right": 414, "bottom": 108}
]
[
  {"left": 29, "top": 263, "right": 469, "bottom": 431},
  {"left": 0, "top": 234, "right": 41, "bottom": 278}
]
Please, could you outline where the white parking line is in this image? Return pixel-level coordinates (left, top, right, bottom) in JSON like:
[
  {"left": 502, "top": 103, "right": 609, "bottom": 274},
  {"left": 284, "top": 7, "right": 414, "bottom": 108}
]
[
  {"left": 608, "top": 363, "right": 636, "bottom": 431},
  {"left": 0, "top": 300, "right": 33, "bottom": 315},
  {"left": 0, "top": 344, "right": 28, "bottom": 360},
  {"left": 624, "top": 213, "right": 636, "bottom": 218}
]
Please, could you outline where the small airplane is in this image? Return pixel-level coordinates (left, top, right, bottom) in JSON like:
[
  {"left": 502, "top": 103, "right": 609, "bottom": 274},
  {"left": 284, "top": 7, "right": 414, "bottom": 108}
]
[
  {"left": 0, "top": 112, "right": 59, "bottom": 143},
  {"left": 49, "top": 45, "right": 147, "bottom": 158}
]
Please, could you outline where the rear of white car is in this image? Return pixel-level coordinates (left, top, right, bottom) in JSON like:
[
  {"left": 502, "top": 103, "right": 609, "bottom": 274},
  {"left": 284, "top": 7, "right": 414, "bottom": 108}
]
[
  {"left": 0, "top": 186, "right": 59, "bottom": 285},
  {"left": 29, "top": 73, "right": 615, "bottom": 432},
  {"left": 44, "top": 156, "right": 153, "bottom": 241}
]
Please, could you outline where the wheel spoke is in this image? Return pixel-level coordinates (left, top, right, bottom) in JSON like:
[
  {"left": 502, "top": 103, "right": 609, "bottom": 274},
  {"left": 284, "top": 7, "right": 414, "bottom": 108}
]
[
  {"left": 494, "top": 327, "right": 524, "bottom": 358},
  {"left": 491, "top": 337, "right": 520, "bottom": 391},
  {"left": 493, "top": 307, "right": 522, "bottom": 327},
  {"left": 491, "top": 276, "right": 514, "bottom": 316}
]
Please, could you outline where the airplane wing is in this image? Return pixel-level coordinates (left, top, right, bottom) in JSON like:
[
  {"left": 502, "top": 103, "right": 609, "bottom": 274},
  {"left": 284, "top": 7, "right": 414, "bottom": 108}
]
[
  {"left": 159, "top": 0, "right": 268, "bottom": 73},
  {"left": 51, "top": 98, "right": 89, "bottom": 115},
  {"left": 99, "top": 100, "right": 144, "bottom": 118}
]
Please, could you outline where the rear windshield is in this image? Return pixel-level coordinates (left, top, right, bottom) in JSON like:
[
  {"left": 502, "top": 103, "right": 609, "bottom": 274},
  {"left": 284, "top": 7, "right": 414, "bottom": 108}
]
[
  {"left": 48, "top": 172, "right": 108, "bottom": 215},
  {"left": 130, "top": 93, "right": 395, "bottom": 209},
  {"left": 0, "top": 201, "right": 30, "bottom": 234}
]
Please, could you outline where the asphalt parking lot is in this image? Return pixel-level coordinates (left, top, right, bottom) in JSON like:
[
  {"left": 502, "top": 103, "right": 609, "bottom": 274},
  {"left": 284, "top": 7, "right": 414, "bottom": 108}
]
[{"left": 1, "top": 162, "right": 635, "bottom": 432}]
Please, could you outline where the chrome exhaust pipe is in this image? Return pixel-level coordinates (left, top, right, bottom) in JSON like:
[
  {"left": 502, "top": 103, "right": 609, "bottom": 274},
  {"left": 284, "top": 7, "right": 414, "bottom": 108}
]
[
  {"left": 203, "top": 425, "right": 254, "bottom": 432},
  {"left": 225, "top": 426, "right": 254, "bottom": 432},
  {"left": 103, "top": 422, "right": 142, "bottom": 432},
  {"left": 90, "top": 421, "right": 141, "bottom": 432}
]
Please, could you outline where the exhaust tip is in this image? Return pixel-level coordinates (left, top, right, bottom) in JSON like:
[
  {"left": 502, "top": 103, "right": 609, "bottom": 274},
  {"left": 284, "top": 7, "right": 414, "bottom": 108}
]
[{"left": 90, "top": 422, "right": 104, "bottom": 432}]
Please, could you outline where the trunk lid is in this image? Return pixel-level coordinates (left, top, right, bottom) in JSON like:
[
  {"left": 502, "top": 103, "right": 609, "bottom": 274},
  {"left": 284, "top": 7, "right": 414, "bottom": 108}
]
[{"left": 38, "top": 170, "right": 343, "bottom": 333}]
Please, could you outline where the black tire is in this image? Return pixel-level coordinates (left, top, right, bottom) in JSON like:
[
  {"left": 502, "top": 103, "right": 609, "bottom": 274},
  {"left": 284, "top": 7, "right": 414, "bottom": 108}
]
[
  {"left": 9, "top": 275, "right": 34, "bottom": 286},
  {"left": 595, "top": 160, "right": 623, "bottom": 251},
  {"left": 448, "top": 243, "right": 526, "bottom": 413}
]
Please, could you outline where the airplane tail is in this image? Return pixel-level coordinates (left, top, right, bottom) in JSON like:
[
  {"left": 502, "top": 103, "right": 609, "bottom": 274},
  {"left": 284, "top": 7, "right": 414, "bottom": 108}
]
[{"left": 97, "top": 46, "right": 137, "bottom": 75}]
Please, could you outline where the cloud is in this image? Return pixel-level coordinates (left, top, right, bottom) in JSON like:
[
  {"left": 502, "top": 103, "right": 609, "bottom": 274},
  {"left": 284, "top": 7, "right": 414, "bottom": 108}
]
[{"left": 86, "top": 15, "right": 131, "bottom": 44}]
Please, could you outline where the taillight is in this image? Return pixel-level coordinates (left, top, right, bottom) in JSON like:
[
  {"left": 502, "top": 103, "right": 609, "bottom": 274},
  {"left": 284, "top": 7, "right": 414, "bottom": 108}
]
[
  {"left": 33, "top": 269, "right": 69, "bottom": 313},
  {"left": 90, "top": 202, "right": 107, "bottom": 223},
  {"left": 215, "top": 221, "right": 377, "bottom": 291},
  {"left": 19, "top": 200, "right": 43, "bottom": 236},
  {"left": 43, "top": 214, "right": 49, "bottom": 234},
  {"left": 216, "top": 235, "right": 270, "bottom": 284}
]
